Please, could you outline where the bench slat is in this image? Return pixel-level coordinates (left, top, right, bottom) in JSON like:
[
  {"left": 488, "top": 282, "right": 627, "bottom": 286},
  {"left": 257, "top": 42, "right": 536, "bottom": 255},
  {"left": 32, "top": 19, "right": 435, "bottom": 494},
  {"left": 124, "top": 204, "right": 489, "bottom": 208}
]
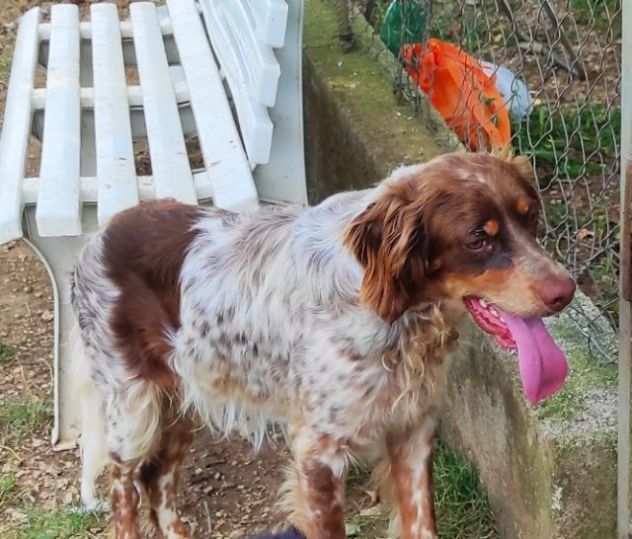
[
  {"left": 32, "top": 83, "right": 191, "bottom": 111},
  {"left": 246, "top": 0, "right": 288, "bottom": 49},
  {"left": 200, "top": 0, "right": 274, "bottom": 166},
  {"left": 130, "top": 2, "right": 197, "bottom": 204},
  {"left": 254, "top": 0, "right": 307, "bottom": 205},
  {"left": 228, "top": 2, "right": 281, "bottom": 107},
  {"left": 0, "top": 8, "right": 40, "bottom": 245},
  {"left": 91, "top": 3, "right": 139, "bottom": 225},
  {"left": 36, "top": 4, "right": 82, "bottom": 237},
  {"left": 38, "top": 16, "right": 174, "bottom": 41},
  {"left": 23, "top": 171, "right": 215, "bottom": 205},
  {"left": 223, "top": 1, "right": 280, "bottom": 108},
  {"left": 167, "top": 0, "right": 258, "bottom": 211}
]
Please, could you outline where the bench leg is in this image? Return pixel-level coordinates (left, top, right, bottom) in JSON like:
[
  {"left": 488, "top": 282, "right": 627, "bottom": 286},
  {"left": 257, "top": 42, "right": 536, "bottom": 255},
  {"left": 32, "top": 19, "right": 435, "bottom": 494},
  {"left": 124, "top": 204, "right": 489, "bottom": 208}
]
[{"left": 23, "top": 206, "right": 98, "bottom": 451}]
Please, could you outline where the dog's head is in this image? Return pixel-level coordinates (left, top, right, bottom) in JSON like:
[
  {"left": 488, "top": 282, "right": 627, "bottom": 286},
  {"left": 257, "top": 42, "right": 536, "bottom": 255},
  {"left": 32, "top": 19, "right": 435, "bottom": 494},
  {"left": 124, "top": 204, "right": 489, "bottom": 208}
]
[{"left": 345, "top": 152, "right": 575, "bottom": 404}]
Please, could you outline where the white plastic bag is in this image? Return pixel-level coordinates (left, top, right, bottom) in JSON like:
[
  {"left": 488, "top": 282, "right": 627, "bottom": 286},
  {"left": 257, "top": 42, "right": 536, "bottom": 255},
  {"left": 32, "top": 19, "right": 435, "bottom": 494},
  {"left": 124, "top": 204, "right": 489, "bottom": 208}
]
[{"left": 482, "top": 61, "right": 533, "bottom": 120}]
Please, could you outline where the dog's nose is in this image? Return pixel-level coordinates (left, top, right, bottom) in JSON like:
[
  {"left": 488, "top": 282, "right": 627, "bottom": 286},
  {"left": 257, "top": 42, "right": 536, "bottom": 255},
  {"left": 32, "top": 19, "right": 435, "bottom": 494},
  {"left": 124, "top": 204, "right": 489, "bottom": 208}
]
[{"left": 535, "top": 276, "right": 576, "bottom": 313}]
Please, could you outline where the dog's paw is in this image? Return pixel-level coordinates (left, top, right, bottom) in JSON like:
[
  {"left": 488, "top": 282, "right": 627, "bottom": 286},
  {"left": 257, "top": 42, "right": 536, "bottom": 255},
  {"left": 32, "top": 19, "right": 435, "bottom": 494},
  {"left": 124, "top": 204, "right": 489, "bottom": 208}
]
[
  {"left": 247, "top": 527, "right": 306, "bottom": 539},
  {"left": 77, "top": 497, "right": 111, "bottom": 514}
]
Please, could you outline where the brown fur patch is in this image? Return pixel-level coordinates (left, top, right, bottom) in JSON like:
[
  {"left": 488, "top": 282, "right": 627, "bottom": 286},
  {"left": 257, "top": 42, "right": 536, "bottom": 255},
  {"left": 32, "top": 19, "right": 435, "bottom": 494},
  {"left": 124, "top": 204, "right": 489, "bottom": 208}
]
[
  {"left": 344, "top": 180, "right": 428, "bottom": 323},
  {"left": 516, "top": 197, "right": 531, "bottom": 216},
  {"left": 301, "top": 461, "right": 345, "bottom": 538},
  {"left": 282, "top": 435, "right": 347, "bottom": 539},
  {"left": 103, "top": 200, "right": 204, "bottom": 387},
  {"left": 387, "top": 432, "right": 437, "bottom": 539},
  {"left": 139, "top": 416, "right": 193, "bottom": 537},
  {"left": 111, "top": 465, "right": 141, "bottom": 539},
  {"left": 483, "top": 219, "right": 499, "bottom": 236}
]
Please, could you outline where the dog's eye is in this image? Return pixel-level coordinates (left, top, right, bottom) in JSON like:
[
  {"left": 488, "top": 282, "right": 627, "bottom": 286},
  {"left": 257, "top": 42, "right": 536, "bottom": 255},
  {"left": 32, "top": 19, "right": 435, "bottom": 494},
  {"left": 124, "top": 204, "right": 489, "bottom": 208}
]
[{"left": 466, "top": 237, "right": 489, "bottom": 251}]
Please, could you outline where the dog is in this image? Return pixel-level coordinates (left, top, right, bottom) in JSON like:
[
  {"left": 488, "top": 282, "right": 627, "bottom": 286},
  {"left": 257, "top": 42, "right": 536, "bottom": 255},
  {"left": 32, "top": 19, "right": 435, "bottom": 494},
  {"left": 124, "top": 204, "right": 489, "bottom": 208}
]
[{"left": 71, "top": 152, "right": 575, "bottom": 539}]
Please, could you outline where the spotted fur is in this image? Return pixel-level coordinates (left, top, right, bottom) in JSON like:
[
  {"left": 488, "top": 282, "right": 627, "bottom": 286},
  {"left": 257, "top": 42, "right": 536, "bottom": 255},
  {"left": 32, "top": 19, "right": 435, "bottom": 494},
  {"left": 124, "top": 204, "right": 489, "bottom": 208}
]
[{"left": 72, "top": 152, "right": 574, "bottom": 539}]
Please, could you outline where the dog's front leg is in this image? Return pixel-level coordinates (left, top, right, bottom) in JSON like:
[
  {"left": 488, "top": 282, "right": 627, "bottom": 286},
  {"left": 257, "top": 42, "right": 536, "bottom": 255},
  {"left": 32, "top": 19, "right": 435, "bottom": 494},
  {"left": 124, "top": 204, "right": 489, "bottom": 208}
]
[
  {"left": 387, "top": 418, "right": 438, "bottom": 539},
  {"left": 282, "top": 429, "right": 348, "bottom": 539}
]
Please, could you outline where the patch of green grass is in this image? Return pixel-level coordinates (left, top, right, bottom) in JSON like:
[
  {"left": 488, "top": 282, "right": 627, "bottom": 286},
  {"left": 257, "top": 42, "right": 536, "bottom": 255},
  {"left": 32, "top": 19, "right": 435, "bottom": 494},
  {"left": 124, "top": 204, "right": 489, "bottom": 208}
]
[
  {"left": 0, "top": 342, "right": 16, "bottom": 364},
  {"left": 571, "top": 0, "right": 620, "bottom": 30},
  {"left": 0, "top": 473, "right": 17, "bottom": 511},
  {"left": 433, "top": 442, "right": 497, "bottom": 539},
  {"left": 0, "top": 399, "right": 51, "bottom": 440},
  {"left": 15, "top": 509, "right": 101, "bottom": 539},
  {"left": 345, "top": 442, "right": 497, "bottom": 539},
  {"left": 512, "top": 104, "right": 620, "bottom": 182}
]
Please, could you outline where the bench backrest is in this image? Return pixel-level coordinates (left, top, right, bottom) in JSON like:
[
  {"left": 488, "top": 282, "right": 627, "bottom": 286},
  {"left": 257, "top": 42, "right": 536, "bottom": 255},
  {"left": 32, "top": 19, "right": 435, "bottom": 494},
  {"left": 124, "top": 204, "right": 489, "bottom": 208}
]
[{"left": 0, "top": 0, "right": 306, "bottom": 245}]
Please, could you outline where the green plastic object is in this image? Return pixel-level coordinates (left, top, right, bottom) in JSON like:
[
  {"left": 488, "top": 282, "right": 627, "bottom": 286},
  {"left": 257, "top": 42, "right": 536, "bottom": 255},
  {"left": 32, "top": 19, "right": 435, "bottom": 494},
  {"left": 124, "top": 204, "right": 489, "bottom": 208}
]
[{"left": 380, "top": 0, "right": 427, "bottom": 57}]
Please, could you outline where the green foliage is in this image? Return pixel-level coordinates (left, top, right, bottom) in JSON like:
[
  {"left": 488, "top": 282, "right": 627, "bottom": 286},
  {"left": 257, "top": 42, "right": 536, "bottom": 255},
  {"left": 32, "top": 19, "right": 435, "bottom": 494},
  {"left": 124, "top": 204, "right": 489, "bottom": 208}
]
[
  {"left": 18, "top": 509, "right": 101, "bottom": 539},
  {"left": 0, "top": 400, "right": 51, "bottom": 440},
  {"left": 0, "top": 473, "right": 17, "bottom": 511},
  {"left": 571, "top": 0, "right": 620, "bottom": 30},
  {"left": 0, "top": 342, "right": 16, "bottom": 364},
  {"left": 434, "top": 442, "right": 498, "bottom": 539},
  {"left": 345, "top": 441, "right": 497, "bottom": 539},
  {"left": 512, "top": 104, "right": 620, "bottom": 182}
]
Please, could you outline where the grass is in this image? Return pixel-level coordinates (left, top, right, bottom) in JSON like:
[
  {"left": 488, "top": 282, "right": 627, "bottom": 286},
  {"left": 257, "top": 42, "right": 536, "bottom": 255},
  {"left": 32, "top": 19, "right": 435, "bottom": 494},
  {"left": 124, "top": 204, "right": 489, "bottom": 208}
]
[
  {"left": 433, "top": 442, "right": 497, "bottom": 539},
  {"left": 512, "top": 104, "right": 620, "bottom": 182},
  {"left": 0, "top": 399, "right": 51, "bottom": 440},
  {"left": 571, "top": 0, "right": 620, "bottom": 31},
  {"left": 0, "top": 473, "right": 18, "bottom": 512},
  {"left": 345, "top": 442, "right": 497, "bottom": 539},
  {"left": 0, "top": 342, "right": 16, "bottom": 364},
  {"left": 2, "top": 509, "right": 102, "bottom": 539},
  {"left": 0, "top": 402, "right": 103, "bottom": 538}
]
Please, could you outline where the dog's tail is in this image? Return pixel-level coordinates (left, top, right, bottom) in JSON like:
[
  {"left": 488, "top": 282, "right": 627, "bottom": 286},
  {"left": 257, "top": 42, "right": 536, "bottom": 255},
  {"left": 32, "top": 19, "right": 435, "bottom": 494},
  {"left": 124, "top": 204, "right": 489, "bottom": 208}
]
[{"left": 72, "top": 324, "right": 109, "bottom": 511}]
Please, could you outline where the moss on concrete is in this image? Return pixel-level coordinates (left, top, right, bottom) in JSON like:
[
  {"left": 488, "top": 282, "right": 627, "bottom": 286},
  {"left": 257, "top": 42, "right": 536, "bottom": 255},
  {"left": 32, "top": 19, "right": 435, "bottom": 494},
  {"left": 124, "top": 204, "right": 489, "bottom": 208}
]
[
  {"left": 303, "top": 0, "right": 452, "bottom": 202},
  {"left": 549, "top": 435, "right": 617, "bottom": 539},
  {"left": 538, "top": 291, "right": 617, "bottom": 423}
]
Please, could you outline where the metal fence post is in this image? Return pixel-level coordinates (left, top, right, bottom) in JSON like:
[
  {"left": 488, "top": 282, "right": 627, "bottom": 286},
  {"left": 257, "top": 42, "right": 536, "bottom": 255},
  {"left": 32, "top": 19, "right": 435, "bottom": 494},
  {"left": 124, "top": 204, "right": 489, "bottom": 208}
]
[{"left": 618, "top": 1, "right": 632, "bottom": 536}]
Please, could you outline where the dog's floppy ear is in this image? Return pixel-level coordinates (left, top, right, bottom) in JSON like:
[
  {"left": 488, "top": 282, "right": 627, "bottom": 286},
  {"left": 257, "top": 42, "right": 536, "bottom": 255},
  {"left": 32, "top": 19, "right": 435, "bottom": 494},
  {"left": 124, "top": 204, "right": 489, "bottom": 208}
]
[{"left": 344, "top": 184, "right": 428, "bottom": 323}]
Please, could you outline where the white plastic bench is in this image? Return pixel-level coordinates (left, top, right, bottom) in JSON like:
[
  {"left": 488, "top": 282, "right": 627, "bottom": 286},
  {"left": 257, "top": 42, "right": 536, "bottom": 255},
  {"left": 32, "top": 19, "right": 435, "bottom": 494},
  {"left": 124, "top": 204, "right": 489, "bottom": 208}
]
[{"left": 0, "top": 0, "right": 306, "bottom": 450}]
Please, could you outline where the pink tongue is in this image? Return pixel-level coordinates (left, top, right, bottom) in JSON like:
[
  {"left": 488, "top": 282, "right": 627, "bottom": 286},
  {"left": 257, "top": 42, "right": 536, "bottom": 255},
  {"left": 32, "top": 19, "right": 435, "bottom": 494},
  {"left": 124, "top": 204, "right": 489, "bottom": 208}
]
[{"left": 498, "top": 311, "right": 568, "bottom": 405}]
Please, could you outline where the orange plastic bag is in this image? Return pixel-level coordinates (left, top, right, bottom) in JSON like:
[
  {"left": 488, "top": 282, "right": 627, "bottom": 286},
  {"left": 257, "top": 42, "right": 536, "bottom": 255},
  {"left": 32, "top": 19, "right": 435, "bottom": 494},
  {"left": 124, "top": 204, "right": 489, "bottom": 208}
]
[{"left": 402, "top": 39, "right": 511, "bottom": 152}]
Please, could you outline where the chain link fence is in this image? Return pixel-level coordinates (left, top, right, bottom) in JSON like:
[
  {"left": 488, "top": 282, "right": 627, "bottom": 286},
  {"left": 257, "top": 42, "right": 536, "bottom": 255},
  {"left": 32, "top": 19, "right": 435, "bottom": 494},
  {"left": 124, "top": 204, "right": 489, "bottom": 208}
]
[{"left": 338, "top": 0, "right": 622, "bottom": 361}]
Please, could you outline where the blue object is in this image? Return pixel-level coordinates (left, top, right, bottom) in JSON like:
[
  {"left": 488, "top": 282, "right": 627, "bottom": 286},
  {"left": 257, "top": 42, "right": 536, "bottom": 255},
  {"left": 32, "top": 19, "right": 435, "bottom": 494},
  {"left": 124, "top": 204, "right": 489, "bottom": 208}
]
[{"left": 248, "top": 527, "right": 306, "bottom": 539}]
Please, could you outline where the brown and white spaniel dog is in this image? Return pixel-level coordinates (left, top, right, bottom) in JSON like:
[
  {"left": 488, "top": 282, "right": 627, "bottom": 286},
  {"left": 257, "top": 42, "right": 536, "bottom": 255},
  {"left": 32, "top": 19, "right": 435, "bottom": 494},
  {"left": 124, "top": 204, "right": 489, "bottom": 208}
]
[{"left": 71, "top": 152, "right": 575, "bottom": 539}]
